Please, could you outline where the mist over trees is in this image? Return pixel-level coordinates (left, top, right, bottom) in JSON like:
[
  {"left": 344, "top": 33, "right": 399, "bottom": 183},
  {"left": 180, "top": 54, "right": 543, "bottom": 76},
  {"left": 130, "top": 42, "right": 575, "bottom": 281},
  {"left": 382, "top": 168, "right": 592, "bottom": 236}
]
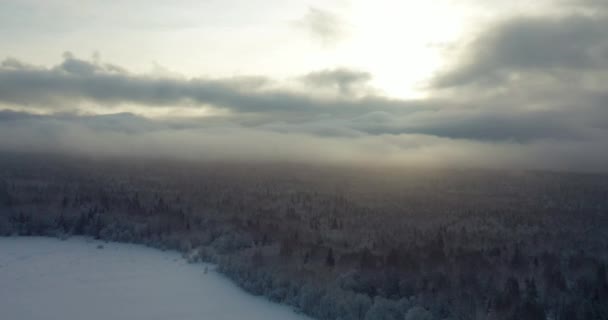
[{"left": 1, "top": 153, "right": 607, "bottom": 320}]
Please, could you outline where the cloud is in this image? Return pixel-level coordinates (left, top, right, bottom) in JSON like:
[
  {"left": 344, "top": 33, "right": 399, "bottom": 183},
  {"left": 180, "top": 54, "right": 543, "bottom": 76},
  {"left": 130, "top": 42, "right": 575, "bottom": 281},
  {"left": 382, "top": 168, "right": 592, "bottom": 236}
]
[
  {"left": 562, "top": 0, "right": 608, "bottom": 12},
  {"left": 1, "top": 54, "right": 605, "bottom": 148},
  {"left": 349, "top": 108, "right": 592, "bottom": 142},
  {"left": 296, "top": 7, "right": 347, "bottom": 45},
  {"left": 3, "top": 22, "right": 608, "bottom": 173},
  {"left": 0, "top": 55, "right": 436, "bottom": 121},
  {"left": 300, "top": 68, "right": 372, "bottom": 95},
  {"left": 0, "top": 53, "right": 603, "bottom": 148},
  {"left": 433, "top": 14, "right": 608, "bottom": 88},
  {"left": 1, "top": 109, "right": 608, "bottom": 172}
]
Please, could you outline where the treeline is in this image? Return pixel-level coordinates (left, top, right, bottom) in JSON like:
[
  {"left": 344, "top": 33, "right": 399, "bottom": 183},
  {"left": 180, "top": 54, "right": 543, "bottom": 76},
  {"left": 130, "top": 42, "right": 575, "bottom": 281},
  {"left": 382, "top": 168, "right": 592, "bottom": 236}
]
[{"left": 0, "top": 154, "right": 607, "bottom": 320}]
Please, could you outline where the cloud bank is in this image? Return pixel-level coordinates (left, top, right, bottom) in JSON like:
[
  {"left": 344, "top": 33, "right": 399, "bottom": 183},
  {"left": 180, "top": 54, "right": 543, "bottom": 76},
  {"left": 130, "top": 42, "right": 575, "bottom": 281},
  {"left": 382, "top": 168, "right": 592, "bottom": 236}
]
[{"left": 2, "top": 1, "right": 608, "bottom": 172}]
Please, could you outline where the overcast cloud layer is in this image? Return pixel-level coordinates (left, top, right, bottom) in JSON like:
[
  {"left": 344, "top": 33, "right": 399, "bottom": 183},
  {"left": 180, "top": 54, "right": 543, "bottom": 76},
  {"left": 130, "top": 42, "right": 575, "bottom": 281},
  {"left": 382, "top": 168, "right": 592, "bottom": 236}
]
[{"left": 1, "top": 0, "right": 608, "bottom": 172}]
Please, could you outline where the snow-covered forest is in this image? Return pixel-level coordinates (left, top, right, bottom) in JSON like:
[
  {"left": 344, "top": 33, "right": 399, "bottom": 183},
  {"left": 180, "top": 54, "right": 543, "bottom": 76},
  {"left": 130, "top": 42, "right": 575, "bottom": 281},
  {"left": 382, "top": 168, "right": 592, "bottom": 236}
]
[{"left": 1, "top": 152, "right": 607, "bottom": 320}]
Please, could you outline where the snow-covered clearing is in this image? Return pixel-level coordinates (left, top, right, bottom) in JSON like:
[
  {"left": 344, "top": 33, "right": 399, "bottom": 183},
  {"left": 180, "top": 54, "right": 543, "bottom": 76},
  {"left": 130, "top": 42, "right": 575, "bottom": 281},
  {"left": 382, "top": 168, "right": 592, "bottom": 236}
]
[{"left": 0, "top": 237, "right": 311, "bottom": 320}]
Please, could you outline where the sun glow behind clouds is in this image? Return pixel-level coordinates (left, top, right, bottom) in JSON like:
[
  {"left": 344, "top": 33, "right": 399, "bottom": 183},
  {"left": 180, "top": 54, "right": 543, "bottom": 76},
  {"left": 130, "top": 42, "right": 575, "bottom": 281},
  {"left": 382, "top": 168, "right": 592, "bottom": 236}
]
[
  {"left": 0, "top": 0, "right": 474, "bottom": 100},
  {"left": 341, "top": 0, "right": 470, "bottom": 98}
]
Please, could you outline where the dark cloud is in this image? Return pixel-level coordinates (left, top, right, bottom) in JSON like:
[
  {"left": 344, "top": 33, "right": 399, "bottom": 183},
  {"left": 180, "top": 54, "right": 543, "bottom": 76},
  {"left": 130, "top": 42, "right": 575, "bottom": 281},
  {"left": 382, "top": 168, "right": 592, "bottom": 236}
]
[
  {"left": 300, "top": 68, "right": 372, "bottom": 95},
  {"left": 1, "top": 53, "right": 606, "bottom": 147},
  {"left": 425, "top": 3, "right": 608, "bottom": 142},
  {"left": 0, "top": 55, "right": 432, "bottom": 119},
  {"left": 0, "top": 109, "right": 42, "bottom": 121},
  {"left": 356, "top": 109, "right": 590, "bottom": 142},
  {"left": 433, "top": 14, "right": 608, "bottom": 88}
]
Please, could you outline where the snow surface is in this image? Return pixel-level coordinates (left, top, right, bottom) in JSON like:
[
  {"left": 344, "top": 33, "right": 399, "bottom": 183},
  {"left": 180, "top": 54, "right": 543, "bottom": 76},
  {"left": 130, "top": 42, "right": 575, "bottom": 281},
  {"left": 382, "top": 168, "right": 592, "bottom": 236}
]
[{"left": 0, "top": 237, "right": 311, "bottom": 320}]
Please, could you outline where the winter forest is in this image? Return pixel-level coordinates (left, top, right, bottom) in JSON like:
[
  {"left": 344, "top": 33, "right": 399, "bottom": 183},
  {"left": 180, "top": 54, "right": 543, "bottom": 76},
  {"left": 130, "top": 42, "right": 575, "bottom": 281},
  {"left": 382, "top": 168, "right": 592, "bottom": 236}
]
[
  {"left": 1, "top": 152, "right": 606, "bottom": 320},
  {"left": 4, "top": 0, "right": 608, "bottom": 319}
]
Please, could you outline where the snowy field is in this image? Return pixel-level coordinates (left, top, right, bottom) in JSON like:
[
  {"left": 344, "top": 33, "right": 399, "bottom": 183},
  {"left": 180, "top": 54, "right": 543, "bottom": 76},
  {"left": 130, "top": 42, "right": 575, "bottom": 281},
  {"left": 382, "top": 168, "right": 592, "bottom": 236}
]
[{"left": 0, "top": 237, "right": 311, "bottom": 320}]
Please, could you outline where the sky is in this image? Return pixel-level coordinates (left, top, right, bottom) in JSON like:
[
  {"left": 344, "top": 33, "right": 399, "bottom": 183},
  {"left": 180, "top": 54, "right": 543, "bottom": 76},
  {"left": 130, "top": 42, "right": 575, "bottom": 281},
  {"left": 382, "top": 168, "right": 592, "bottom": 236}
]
[{"left": 1, "top": 0, "right": 608, "bottom": 171}]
